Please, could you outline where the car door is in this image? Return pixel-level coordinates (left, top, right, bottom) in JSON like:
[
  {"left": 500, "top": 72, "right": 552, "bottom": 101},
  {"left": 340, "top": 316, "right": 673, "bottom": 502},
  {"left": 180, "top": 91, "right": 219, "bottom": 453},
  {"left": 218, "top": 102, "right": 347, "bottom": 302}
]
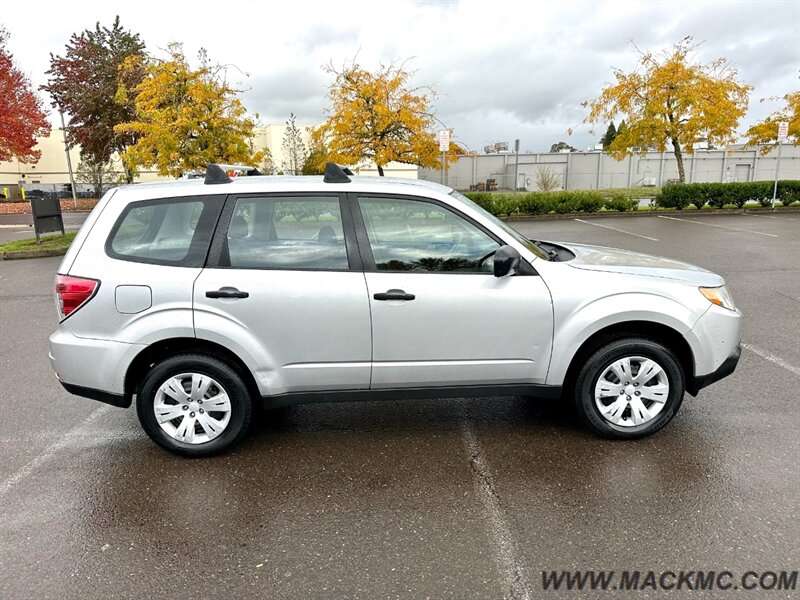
[
  {"left": 352, "top": 194, "right": 553, "bottom": 389},
  {"left": 193, "top": 193, "right": 372, "bottom": 396}
]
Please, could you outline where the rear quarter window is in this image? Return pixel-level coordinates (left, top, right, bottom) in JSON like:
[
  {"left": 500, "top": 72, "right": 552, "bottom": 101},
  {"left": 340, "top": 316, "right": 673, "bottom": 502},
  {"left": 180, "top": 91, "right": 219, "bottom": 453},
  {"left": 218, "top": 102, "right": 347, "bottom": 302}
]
[{"left": 106, "top": 196, "right": 224, "bottom": 267}]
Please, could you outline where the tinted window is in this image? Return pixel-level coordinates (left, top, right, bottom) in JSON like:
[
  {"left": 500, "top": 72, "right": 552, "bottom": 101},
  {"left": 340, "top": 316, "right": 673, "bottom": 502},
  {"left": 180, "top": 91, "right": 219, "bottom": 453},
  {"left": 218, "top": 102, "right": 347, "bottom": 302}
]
[
  {"left": 358, "top": 197, "right": 499, "bottom": 272},
  {"left": 108, "top": 197, "right": 219, "bottom": 266},
  {"left": 226, "top": 196, "right": 348, "bottom": 270}
]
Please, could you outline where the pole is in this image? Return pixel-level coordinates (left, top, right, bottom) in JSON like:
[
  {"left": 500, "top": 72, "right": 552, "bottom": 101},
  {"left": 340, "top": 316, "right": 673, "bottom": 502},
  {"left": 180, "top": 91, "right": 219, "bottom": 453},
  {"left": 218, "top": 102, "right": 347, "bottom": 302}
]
[
  {"left": 513, "top": 139, "right": 520, "bottom": 191},
  {"left": 60, "top": 110, "right": 78, "bottom": 209},
  {"left": 771, "top": 141, "right": 782, "bottom": 209},
  {"left": 441, "top": 151, "right": 445, "bottom": 186}
]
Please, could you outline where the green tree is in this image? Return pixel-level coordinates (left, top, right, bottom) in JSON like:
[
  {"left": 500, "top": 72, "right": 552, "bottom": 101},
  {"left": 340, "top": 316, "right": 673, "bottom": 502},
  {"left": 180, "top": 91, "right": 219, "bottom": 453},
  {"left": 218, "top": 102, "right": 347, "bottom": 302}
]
[
  {"left": 318, "top": 59, "right": 460, "bottom": 175},
  {"left": 549, "top": 141, "right": 576, "bottom": 153},
  {"left": 600, "top": 122, "right": 617, "bottom": 149},
  {"left": 115, "top": 44, "right": 261, "bottom": 178},
  {"left": 75, "top": 155, "right": 120, "bottom": 198},
  {"left": 0, "top": 27, "right": 51, "bottom": 162},
  {"left": 43, "top": 16, "right": 145, "bottom": 182},
  {"left": 584, "top": 37, "right": 751, "bottom": 182}
]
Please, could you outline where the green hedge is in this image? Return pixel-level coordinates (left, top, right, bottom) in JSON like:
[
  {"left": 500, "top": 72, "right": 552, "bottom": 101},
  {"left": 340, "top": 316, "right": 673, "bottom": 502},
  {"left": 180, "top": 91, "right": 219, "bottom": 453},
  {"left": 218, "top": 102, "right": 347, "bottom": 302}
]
[
  {"left": 463, "top": 182, "right": 800, "bottom": 217},
  {"left": 656, "top": 180, "right": 800, "bottom": 209},
  {"left": 465, "top": 190, "right": 624, "bottom": 216}
]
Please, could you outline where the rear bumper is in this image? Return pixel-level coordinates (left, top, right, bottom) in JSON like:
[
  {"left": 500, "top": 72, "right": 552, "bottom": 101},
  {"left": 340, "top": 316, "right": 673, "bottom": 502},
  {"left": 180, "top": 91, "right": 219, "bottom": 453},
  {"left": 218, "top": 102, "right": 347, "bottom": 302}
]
[
  {"left": 49, "top": 329, "right": 144, "bottom": 406},
  {"left": 59, "top": 381, "right": 129, "bottom": 408},
  {"left": 687, "top": 343, "right": 741, "bottom": 395}
]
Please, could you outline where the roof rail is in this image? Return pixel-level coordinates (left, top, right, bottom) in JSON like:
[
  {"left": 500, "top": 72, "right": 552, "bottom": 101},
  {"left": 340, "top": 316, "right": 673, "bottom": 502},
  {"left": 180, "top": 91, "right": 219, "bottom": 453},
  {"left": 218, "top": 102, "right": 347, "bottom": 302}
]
[{"left": 323, "top": 162, "right": 351, "bottom": 183}]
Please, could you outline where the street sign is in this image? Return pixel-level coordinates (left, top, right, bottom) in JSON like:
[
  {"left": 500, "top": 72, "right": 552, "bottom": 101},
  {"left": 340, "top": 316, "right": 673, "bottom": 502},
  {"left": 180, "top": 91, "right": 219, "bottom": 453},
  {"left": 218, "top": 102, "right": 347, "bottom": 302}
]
[
  {"left": 777, "top": 121, "right": 788, "bottom": 143},
  {"left": 30, "top": 196, "right": 65, "bottom": 243},
  {"left": 439, "top": 130, "right": 450, "bottom": 152}
]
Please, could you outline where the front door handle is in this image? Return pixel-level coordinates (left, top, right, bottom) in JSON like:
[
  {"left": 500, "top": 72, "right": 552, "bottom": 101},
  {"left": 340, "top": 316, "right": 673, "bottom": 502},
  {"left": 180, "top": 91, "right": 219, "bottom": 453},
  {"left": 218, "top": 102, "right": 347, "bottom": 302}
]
[
  {"left": 373, "top": 289, "right": 415, "bottom": 301},
  {"left": 206, "top": 287, "right": 249, "bottom": 299}
]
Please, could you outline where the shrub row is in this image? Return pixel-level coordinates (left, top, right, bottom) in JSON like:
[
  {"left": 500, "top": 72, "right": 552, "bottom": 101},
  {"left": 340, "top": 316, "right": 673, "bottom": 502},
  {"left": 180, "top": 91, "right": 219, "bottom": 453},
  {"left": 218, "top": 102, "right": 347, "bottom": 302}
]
[
  {"left": 463, "top": 181, "right": 800, "bottom": 216},
  {"left": 464, "top": 190, "right": 631, "bottom": 216},
  {"left": 656, "top": 180, "right": 800, "bottom": 209}
]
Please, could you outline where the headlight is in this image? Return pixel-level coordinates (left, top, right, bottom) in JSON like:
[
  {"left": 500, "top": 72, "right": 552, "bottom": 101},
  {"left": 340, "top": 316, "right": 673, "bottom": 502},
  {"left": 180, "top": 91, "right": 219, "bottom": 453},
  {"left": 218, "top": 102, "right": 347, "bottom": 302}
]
[{"left": 699, "top": 285, "right": 736, "bottom": 311}]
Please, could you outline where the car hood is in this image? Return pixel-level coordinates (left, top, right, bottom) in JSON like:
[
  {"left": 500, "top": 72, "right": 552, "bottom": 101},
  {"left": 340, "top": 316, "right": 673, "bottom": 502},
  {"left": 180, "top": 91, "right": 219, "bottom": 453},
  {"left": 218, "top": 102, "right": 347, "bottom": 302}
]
[{"left": 559, "top": 242, "right": 725, "bottom": 286}]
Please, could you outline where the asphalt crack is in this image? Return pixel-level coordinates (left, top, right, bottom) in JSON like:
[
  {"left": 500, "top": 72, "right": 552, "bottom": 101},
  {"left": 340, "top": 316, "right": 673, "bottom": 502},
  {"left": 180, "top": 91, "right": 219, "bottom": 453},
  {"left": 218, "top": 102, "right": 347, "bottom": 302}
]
[{"left": 461, "top": 416, "right": 531, "bottom": 600}]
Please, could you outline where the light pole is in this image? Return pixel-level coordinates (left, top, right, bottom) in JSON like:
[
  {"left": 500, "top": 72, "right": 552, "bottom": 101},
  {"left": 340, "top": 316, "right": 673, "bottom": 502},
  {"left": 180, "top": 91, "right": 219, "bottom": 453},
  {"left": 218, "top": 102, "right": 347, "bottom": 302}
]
[
  {"left": 59, "top": 109, "right": 78, "bottom": 208},
  {"left": 771, "top": 141, "right": 782, "bottom": 209}
]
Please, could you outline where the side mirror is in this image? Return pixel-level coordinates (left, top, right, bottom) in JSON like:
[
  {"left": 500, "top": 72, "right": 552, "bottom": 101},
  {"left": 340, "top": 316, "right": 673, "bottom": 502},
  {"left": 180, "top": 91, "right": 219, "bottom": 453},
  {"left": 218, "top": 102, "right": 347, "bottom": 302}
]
[{"left": 493, "top": 245, "right": 520, "bottom": 277}]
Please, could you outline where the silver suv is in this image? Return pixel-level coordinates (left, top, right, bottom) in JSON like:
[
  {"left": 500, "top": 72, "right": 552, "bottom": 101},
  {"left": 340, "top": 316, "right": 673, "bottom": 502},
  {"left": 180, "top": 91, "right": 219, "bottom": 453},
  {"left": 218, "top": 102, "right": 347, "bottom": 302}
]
[{"left": 50, "top": 163, "right": 741, "bottom": 456}]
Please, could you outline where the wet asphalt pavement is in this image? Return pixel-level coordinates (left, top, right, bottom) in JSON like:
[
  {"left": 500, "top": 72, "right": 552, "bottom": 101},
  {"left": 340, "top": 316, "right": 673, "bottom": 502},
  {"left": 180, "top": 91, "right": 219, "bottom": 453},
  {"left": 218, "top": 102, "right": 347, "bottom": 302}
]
[{"left": 0, "top": 212, "right": 798, "bottom": 599}]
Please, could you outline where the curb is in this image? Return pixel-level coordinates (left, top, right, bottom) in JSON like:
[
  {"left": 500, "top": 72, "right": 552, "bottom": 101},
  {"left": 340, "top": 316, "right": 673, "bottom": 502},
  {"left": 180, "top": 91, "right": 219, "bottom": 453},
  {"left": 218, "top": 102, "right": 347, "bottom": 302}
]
[
  {"left": 0, "top": 247, "right": 68, "bottom": 260},
  {"left": 498, "top": 207, "right": 800, "bottom": 222}
]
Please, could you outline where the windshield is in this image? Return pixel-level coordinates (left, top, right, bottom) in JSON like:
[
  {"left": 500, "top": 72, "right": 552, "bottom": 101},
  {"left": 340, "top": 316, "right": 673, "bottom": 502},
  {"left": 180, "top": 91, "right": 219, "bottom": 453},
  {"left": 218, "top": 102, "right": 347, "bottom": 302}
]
[{"left": 449, "top": 190, "right": 549, "bottom": 260}]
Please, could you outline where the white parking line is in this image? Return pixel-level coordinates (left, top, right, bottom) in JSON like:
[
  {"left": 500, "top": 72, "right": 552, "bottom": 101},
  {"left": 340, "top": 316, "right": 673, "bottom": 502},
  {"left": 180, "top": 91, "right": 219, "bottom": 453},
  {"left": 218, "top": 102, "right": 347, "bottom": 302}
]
[
  {"left": 574, "top": 219, "right": 658, "bottom": 241},
  {"left": 657, "top": 215, "right": 779, "bottom": 237},
  {"left": 744, "top": 213, "right": 800, "bottom": 222},
  {"left": 461, "top": 419, "right": 531, "bottom": 600},
  {"left": 742, "top": 343, "right": 800, "bottom": 376},
  {"left": 0, "top": 405, "right": 112, "bottom": 498}
]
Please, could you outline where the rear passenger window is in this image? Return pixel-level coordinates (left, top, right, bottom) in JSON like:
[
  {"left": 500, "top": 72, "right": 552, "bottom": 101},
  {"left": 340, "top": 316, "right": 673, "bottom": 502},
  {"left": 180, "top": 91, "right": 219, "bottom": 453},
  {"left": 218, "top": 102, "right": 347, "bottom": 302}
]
[
  {"left": 107, "top": 196, "right": 221, "bottom": 266},
  {"left": 225, "top": 196, "right": 348, "bottom": 270}
]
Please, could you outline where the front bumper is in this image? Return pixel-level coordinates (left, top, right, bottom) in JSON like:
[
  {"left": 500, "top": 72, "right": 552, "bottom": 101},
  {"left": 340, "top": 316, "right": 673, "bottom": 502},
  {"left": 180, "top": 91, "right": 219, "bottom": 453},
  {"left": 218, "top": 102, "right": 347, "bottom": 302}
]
[{"left": 687, "top": 343, "right": 741, "bottom": 396}]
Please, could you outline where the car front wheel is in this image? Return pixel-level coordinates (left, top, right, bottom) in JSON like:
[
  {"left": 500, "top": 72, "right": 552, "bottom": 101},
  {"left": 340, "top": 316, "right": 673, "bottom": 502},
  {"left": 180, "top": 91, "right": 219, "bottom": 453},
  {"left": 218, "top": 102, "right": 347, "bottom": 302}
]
[
  {"left": 137, "top": 354, "right": 252, "bottom": 457},
  {"left": 574, "top": 338, "right": 685, "bottom": 439}
]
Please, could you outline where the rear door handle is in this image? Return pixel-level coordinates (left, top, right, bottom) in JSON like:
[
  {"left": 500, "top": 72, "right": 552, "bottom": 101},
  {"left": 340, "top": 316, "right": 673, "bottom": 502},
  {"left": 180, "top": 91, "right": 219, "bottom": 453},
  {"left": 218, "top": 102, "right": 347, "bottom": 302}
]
[
  {"left": 206, "top": 287, "right": 249, "bottom": 299},
  {"left": 373, "top": 289, "right": 415, "bottom": 301}
]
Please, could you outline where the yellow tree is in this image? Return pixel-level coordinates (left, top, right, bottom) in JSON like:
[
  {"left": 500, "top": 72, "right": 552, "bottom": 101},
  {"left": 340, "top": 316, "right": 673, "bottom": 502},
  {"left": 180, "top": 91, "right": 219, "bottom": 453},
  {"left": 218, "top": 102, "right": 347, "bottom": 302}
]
[
  {"left": 318, "top": 60, "right": 460, "bottom": 175},
  {"left": 301, "top": 126, "right": 329, "bottom": 175},
  {"left": 745, "top": 91, "right": 799, "bottom": 153},
  {"left": 115, "top": 44, "right": 261, "bottom": 177},
  {"left": 584, "top": 37, "right": 751, "bottom": 183}
]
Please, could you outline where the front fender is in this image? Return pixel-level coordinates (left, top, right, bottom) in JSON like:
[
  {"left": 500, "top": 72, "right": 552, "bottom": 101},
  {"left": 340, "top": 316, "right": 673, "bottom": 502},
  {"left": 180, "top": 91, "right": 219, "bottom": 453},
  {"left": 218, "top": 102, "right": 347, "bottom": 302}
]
[{"left": 546, "top": 292, "right": 706, "bottom": 385}]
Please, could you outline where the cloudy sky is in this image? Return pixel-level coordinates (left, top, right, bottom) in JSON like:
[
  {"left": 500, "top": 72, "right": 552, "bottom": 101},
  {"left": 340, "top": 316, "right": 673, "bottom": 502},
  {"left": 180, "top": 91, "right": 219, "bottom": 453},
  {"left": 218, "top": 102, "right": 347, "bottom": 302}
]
[{"left": 3, "top": 0, "right": 798, "bottom": 152}]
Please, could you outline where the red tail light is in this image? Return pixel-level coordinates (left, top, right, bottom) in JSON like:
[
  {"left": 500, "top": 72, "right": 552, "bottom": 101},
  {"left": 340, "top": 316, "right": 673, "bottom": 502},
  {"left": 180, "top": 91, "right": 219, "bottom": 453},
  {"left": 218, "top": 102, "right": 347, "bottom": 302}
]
[{"left": 55, "top": 274, "right": 99, "bottom": 320}]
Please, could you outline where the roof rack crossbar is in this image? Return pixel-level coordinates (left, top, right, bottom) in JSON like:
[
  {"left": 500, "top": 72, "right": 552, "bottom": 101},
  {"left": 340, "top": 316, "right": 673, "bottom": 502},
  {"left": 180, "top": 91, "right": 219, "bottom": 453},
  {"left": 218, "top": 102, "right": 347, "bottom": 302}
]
[{"left": 323, "top": 162, "right": 352, "bottom": 183}]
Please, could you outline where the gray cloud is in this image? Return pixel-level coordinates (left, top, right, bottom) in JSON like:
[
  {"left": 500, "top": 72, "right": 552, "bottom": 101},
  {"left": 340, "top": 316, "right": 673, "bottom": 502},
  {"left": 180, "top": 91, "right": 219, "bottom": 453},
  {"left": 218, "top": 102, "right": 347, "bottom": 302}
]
[
  {"left": 7, "top": 0, "right": 796, "bottom": 154},
  {"left": 242, "top": 68, "right": 329, "bottom": 123}
]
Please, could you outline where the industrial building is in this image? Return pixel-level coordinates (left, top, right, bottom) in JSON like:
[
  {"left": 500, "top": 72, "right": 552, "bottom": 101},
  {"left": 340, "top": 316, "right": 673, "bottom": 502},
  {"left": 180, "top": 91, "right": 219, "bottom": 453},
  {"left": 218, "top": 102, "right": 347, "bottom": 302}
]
[{"left": 419, "top": 144, "right": 799, "bottom": 191}]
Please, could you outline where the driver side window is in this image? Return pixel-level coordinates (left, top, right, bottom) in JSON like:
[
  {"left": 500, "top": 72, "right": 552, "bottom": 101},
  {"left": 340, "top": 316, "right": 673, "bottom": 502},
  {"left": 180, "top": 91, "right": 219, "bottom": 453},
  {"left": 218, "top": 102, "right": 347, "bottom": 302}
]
[{"left": 358, "top": 196, "right": 499, "bottom": 273}]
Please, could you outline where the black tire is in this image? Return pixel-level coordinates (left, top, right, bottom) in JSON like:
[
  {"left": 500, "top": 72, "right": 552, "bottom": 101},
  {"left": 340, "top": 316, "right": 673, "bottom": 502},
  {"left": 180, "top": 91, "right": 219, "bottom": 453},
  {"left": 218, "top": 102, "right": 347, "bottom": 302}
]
[
  {"left": 574, "top": 338, "right": 685, "bottom": 439},
  {"left": 137, "top": 353, "right": 253, "bottom": 457}
]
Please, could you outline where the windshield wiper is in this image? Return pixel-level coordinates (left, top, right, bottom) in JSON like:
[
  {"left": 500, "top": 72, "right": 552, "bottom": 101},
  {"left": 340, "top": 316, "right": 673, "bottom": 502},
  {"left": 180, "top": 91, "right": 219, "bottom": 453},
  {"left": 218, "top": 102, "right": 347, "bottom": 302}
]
[{"left": 532, "top": 240, "right": 559, "bottom": 261}]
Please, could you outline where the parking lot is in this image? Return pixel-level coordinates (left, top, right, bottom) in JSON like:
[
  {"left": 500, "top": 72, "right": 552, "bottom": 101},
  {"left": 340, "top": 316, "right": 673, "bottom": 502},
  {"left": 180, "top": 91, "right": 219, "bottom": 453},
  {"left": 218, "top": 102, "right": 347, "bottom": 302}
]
[{"left": 0, "top": 212, "right": 798, "bottom": 599}]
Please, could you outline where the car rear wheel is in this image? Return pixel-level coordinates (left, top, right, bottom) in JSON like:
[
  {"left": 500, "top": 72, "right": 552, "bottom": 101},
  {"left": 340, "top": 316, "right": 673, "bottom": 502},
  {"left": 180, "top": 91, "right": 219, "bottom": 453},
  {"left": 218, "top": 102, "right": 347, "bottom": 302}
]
[
  {"left": 137, "top": 354, "right": 252, "bottom": 457},
  {"left": 574, "top": 338, "right": 685, "bottom": 439}
]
